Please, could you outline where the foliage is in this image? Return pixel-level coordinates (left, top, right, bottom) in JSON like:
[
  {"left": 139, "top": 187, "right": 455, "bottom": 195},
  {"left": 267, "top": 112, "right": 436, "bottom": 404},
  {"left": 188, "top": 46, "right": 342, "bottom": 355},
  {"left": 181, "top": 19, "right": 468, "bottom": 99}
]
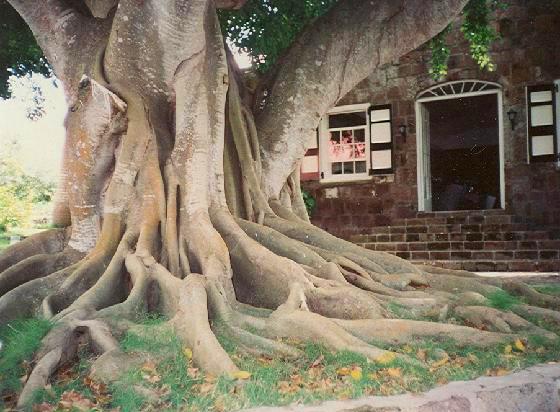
[
  {"left": 301, "top": 188, "right": 316, "bottom": 217},
  {"left": 428, "top": 25, "right": 452, "bottom": 80},
  {"left": 0, "top": 318, "right": 53, "bottom": 396},
  {"left": 0, "top": 0, "right": 51, "bottom": 100},
  {"left": 429, "top": 0, "right": 507, "bottom": 80},
  {"left": 219, "top": 0, "right": 337, "bottom": 73},
  {"left": 0, "top": 144, "right": 56, "bottom": 231}
]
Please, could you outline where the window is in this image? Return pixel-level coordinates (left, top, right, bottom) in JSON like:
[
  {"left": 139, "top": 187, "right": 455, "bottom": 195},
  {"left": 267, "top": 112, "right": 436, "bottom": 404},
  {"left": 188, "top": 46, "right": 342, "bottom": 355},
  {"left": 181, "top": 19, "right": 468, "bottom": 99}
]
[
  {"left": 301, "top": 104, "right": 393, "bottom": 182},
  {"left": 526, "top": 83, "right": 559, "bottom": 163}
]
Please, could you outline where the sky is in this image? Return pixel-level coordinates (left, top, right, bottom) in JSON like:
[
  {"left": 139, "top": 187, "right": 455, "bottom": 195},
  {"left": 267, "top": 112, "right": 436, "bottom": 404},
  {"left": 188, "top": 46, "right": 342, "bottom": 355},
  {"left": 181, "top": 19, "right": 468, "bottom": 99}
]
[
  {"left": 0, "top": 74, "right": 66, "bottom": 183},
  {"left": 0, "top": 50, "right": 252, "bottom": 185}
]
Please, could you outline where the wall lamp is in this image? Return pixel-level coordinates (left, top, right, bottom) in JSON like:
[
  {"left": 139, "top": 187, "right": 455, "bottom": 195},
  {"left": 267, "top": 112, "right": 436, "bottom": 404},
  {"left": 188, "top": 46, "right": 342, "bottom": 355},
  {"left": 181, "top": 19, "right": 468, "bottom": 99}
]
[
  {"left": 507, "top": 109, "right": 517, "bottom": 131},
  {"left": 398, "top": 124, "right": 407, "bottom": 141}
]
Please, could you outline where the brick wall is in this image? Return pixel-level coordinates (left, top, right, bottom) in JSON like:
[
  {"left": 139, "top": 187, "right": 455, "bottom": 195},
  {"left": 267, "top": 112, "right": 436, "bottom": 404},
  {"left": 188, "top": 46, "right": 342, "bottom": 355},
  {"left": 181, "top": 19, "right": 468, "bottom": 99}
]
[{"left": 303, "top": 0, "right": 560, "bottom": 239}]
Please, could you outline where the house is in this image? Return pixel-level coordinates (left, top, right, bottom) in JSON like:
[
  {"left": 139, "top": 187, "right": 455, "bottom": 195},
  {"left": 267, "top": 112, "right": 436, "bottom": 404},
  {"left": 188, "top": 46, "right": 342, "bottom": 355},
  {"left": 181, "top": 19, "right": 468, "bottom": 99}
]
[{"left": 301, "top": 0, "right": 560, "bottom": 272}]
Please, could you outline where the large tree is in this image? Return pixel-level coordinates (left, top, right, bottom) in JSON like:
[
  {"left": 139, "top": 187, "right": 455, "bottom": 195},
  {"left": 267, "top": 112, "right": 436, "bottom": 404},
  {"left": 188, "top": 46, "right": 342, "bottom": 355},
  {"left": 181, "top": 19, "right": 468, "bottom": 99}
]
[{"left": 2, "top": 0, "right": 559, "bottom": 407}]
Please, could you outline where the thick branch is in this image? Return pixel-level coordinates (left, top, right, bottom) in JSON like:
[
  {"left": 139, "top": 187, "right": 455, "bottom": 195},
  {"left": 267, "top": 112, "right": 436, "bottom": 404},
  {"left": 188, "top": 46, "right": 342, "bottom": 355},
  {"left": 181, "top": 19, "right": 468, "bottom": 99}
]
[{"left": 256, "top": 0, "right": 469, "bottom": 197}]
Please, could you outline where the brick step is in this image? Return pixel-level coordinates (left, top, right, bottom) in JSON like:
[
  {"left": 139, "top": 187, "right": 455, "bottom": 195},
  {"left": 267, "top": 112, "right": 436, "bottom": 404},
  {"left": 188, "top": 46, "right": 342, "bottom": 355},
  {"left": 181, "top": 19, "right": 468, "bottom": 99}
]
[
  {"left": 411, "top": 259, "right": 560, "bottom": 273},
  {"left": 359, "top": 240, "right": 560, "bottom": 253},
  {"left": 416, "top": 210, "right": 509, "bottom": 218},
  {"left": 352, "top": 229, "right": 552, "bottom": 243},
  {"left": 391, "top": 214, "right": 519, "bottom": 227},
  {"left": 391, "top": 250, "right": 559, "bottom": 261},
  {"left": 358, "top": 223, "right": 535, "bottom": 236}
]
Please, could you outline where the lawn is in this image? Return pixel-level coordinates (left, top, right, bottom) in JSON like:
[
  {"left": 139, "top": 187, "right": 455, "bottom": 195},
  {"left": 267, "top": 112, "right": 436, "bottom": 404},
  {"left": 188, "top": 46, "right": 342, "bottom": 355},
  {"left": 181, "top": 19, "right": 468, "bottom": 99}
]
[{"left": 0, "top": 307, "right": 558, "bottom": 412}]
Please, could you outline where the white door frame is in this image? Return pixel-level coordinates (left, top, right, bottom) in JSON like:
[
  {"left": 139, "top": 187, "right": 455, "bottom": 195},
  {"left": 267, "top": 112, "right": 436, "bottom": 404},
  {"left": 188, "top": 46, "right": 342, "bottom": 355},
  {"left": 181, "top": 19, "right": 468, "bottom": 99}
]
[{"left": 415, "top": 80, "right": 506, "bottom": 211}]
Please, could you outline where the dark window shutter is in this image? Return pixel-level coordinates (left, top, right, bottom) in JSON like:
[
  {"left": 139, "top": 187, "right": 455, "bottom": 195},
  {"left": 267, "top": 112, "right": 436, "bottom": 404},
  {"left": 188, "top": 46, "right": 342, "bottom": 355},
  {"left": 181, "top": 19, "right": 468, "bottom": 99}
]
[
  {"left": 369, "top": 104, "right": 393, "bottom": 175},
  {"left": 301, "top": 128, "right": 320, "bottom": 181},
  {"left": 527, "top": 84, "right": 557, "bottom": 163}
]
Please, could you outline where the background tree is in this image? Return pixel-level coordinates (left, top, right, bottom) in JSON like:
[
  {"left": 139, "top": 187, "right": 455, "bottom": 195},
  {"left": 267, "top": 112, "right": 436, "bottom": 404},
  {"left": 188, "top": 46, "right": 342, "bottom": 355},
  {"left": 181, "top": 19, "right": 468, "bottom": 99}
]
[{"left": 1, "top": 0, "right": 559, "bottom": 408}]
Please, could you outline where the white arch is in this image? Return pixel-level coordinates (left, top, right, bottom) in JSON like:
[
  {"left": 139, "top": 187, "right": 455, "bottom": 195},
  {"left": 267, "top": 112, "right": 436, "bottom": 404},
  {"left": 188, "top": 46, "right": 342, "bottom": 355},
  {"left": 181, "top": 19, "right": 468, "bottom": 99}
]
[{"left": 416, "top": 80, "right": 502, "bottom": 102}]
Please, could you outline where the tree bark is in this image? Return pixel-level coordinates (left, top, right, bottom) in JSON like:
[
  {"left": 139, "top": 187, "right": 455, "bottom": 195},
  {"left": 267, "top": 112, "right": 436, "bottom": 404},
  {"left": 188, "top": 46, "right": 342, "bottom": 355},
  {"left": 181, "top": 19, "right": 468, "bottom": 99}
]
[{"left": 2, "top": 0, "right": 558, "bottom": 408}]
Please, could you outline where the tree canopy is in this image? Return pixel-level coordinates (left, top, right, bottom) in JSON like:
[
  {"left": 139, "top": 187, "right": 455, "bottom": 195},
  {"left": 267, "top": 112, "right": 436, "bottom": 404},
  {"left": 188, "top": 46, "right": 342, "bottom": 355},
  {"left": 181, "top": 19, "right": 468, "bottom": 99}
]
[
  {"left": 0, "top": 0, "right": 504, "bottom": 99},
  {"left": 0, "top": 0, "right": 50, "bottom": 99}
]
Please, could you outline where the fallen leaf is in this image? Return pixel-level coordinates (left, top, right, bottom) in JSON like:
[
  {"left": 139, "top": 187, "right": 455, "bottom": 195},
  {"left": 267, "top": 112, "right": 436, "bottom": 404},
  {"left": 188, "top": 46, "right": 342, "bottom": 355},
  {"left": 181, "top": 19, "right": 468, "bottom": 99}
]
[
  {"left": 183, "top": 347, "right": 193, "bottom": 360},
  {"left": 230, "top": 370, "right": 251, "bottom": 380},
  {"left": 141, "top": 361, "right": 157, "bottom": 373},
  {"left": 32, "top": 403, "right": 55, "bottom": 412},
  {"left": 416, "top": 349, "right": 427, "bottom": 362},
  {"left": 350, "top": 367, "right": 362, "bottom": 381},
  {"left": 386, "top": 367, "right": 402, "bottom": 378},
  {"left": 504, "top": 344, "right": 513, "bottom": 354},
  {"left": 187, "top": 367, "right": 199, "bottom": 378},
  {"left": 430, "top": 355, "right": 449, "bottom": 369},
  {"left": 513, "top": 339, "right": 525, "bottom": 352},
  {"left": 142, "top": 373, "right": 161, "bottom": 384},
  {"left": 486, "top": 367, "right": 510, "bottom": 377},
  {"left": 402, "top": 345, "right": 413, "bottom": 353},
  {"left": 374, "top": 352, "right": 396, "bottom": 365},
  {"left": 336, "top": 367, "right": 351, "bottom": 376},
  {"left": 58, "top": 390, "right": 95, "bottom": 411},
  {"left": 310, "top": 354, "right": 324, "bottom": 368},
  {"left": 197, "top": 382, "right": 215, "bottom": 395}
]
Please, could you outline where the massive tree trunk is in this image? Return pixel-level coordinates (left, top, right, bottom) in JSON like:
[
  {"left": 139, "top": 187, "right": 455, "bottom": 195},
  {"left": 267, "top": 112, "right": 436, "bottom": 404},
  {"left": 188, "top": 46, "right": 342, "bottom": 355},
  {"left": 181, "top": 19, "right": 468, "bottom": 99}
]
[{"left": 2, "top": 0, "right": 559, "bottom": 407}]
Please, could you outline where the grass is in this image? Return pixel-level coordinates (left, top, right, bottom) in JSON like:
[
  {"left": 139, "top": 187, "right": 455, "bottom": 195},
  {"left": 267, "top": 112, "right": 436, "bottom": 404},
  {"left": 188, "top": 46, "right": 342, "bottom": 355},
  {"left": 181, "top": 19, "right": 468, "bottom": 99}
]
[
  {"left": 19, "top": 309, "right": 560, "bottom": 412},
  {"left": 0, "top": 319, "right": 53, "bottom": 399},
  {"left": 533, "top": 284, "right": 560, "bottom": 297},
  {"left": 5, "top": 285, "right": 560, "bottom": 411},
  {"left": 486, "top": 290, "right": 522, "bottom": 310}
]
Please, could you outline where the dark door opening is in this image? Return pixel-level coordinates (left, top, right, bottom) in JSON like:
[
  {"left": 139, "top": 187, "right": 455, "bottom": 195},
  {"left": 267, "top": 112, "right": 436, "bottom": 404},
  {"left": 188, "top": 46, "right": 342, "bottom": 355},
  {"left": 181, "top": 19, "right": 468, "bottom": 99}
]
[{"left": 426, "top": 94, "right": 500, "bottom": 211}]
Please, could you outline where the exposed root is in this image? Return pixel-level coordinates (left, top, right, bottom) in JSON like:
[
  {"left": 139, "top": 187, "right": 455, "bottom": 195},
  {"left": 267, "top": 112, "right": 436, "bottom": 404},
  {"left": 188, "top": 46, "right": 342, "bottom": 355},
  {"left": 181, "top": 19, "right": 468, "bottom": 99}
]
[
  {"left": 333, "top": 318, "right": 515, "bottom": 347},
  {"left": 172, "top": 274, "right": 238, "bottom": 376},
  {"left": 17, "top": 315, "right": 119, "bottom": 408},
  {"left": 0, "top": 249, "right": 82, "bottom": 296},
  {"left": 501, "top": 280, "right": 560, "bottom": 310},
  {"left": 0, "top": 264, "right": 79, "bottom": 324},
  {"left": 0, "top": 228, "right": 69, "bottom": 274},
  {"left": 454, "top": 305, "right": 557, "bottom": 339}
]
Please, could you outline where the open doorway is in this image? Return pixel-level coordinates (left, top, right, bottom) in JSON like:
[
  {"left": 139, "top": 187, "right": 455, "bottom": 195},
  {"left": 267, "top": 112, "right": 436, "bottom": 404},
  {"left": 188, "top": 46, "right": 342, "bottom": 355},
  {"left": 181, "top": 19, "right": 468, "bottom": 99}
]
[{"left": 416, "top": 81, "right": 505, "bottom": 212}]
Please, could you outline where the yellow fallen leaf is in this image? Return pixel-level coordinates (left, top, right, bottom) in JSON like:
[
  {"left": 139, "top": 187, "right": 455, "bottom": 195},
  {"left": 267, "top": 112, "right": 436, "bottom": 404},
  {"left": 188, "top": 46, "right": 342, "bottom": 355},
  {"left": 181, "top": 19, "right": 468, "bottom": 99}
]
[
  {"left": 430, "top": 355, "right": 449, "bottom": 369},
  {"left": 350, "top": 367, "right": 362, "bottom": 381},
  {"left": 504, "top": 344, "right": 512, "bottom": 354},
  {"left": 386, "top": 367, "right": 402, "bottom": 378},
  {"left": 230, "top": 370, "right": 252, "bottom": 380},
  {"left": 402, "top": 345, "right": 413, "bottom": 353},
  {"left": 514, "top": 339, "right": 525, "bottom": 352},
  {"left": 374, "top": 352, "right": 396, "bottom": 365},
  {"left": 183, "top": 347, "right": 193, "bottom": 360},
  {"left": 336, "top": 367, "right": 351, "bottom": 376}
]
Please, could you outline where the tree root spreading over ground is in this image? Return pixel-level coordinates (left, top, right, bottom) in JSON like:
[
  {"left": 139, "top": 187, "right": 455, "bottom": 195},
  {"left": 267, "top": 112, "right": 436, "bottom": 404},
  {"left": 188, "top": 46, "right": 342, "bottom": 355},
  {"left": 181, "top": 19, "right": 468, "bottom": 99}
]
[{"left": 2, "top": 0, "right": 560, "bottom": 409}]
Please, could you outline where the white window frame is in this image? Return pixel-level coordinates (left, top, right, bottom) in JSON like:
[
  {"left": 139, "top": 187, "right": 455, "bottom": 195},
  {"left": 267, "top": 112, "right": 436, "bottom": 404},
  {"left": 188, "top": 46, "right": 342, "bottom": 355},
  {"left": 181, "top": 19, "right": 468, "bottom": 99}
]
[{"left": 319, "top": 103, "right": 372, "bottom": 183}]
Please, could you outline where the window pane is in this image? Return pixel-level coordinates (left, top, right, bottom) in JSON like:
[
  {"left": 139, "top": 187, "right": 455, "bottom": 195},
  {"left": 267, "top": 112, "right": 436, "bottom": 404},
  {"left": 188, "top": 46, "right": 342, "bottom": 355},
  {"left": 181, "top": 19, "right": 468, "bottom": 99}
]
[
  {"left": 531, "top": 105, "right": 553, "bottom": 126},
  {"left": 332, "top": 162, "right": 342, "bottom": 174},
  {"left": 354, "top": 128, "right": 365, "bottom": 142},
  {"left": 341, "top": 130, "right": 352, "bottom": 143},
  {"left": 354, "top": 143, "right": 366, "bottom": 159},
  {"left": 329, "top": 111, "right": 367, "bottom": 128},
  {"left": 355, "top": 161, "right": 366, "bottom": 173},
  {"left": 343, "top": 162, "right": 354, "bottom": 174},
  {"left": 530, "top": 91, "right": 552, "bottom": 103},
  {"left": 330, "top": 131, "right": 340, "bottom": 144},
  {"left": 371, "top": 149, "right": 392, "bottom": 170},
  {"left": 371, "top": 122, "right": 391, "bottom": 143},
  {"left": 370, "top": 109, "right": 390, "bottom": 122},
  {"left": 532, "top": 135, "right": 554, "bottom": 155}
]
